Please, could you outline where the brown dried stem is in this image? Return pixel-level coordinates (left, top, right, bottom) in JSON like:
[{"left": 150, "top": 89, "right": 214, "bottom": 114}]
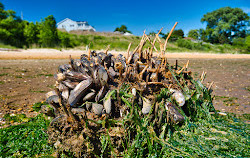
[
  {"left": 163, "top": 22, "right": 178, "bottom": 52},
  {"left": 104, "top": 45, "right": 110, "bottom": 55}
]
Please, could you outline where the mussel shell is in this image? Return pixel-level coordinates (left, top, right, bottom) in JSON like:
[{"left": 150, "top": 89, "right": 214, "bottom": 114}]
[
  {"left": 92, "top": 103, "right": 104, "bottom": 116},
  {"left": 95, "top": 86, "right": 106, "bottom": 102},
  {"left": 142, "top": 97, "right": 152, "bottom": 114},
  {"left": 165, "top": 102, "right": 185, "bottom": 124},
  {"left": 58, "top": 83, "right": 67, "bottom": 92},
  {"left": 54, "top": 73, "right": 66, "bottom": 81},
  {"left": 62, "top": 80, "right": 79, "bottom": 89},
  {"left": 102, "top": 53, "right": 113, "bottom": 69},
  {"left": 46, "top": 95, "right": 59, "bottom": 104},
  {"left": 85, "top": 102, "right": 92, "bottom": 111},
  {"left": 58, "top": 64, "right": 71, "bottom": 73},
  {"left": 71, "top": 108, "right": 85, "bottom": 114},
  {"left": 170, "top": 89, "right": 185, "bottom": 107},
  {"left": 132, "top": 88, "right": 136, "bottom": 96},
  {"left": 103, "top": 92, "right": 112, "bottom": 114},
  {"left": 45, "top": 90, "right": 57, "bottom": 98},
  {"left": 80, "top": 56, "right": 90, "bottom": 67},
  {"left": 64, "top": 71, "right": 89, "bottom": 82},
  {"left": 61, "top": 89, "right": 69, "bottom": 100},
  {"left": 107, "top": 67, "right": 117, "bottom": 78},
  {"left": 97, "top": 66, "right": 108, "bottom": 87},
  {"left": 82, "top": 91, "right": 96, "bottom": 102},
  {"left": 70, "top": 59, "right": 82, "bottom": 71},
  {"left": 68, "top": 78, "right": 93, "bottom": 107}
]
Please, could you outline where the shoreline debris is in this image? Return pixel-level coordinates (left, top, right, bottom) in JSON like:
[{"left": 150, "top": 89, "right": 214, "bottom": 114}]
[{"left": 44, "top": 24, "right": 215, "bottom": 157}]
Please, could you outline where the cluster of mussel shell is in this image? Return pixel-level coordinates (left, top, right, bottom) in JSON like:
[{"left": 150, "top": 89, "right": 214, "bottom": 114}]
[
  {"left": 45, "top": 25, "right": 191, "bottom": 124},
  {"left": 45, "top": 47, "right": 187, "bottom": 124}
]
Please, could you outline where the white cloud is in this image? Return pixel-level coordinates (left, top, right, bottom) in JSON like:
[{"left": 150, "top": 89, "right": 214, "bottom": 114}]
[{"left": 241, "top": 7, "right": 250, "bottom": 13}]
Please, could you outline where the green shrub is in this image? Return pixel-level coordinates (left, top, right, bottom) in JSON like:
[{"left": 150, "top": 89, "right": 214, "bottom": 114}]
[
  {"left": 245, "top": 35, "right": 250, "bottom": 51},
  {"left": 58, "top": 31, "right": 72, "bottom": 48},
  {"left": 177, "top": 39, "right": 193, "bottom": 49},
  {"left": 232, "top": 37, "right": 245, "bottom": 47}
]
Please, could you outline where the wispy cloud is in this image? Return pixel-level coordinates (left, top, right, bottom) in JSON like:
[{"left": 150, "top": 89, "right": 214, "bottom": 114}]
[{"left": 241, "top": 7, "right": 250, "bottom": 13}]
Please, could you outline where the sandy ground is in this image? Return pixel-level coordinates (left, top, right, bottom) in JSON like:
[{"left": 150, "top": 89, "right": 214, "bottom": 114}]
[
  {"left": 0, "top": 48, "right": 250, "bottom": 59},
  {"left": 0, "top": 49, "right": 249, "bottom": 120}
]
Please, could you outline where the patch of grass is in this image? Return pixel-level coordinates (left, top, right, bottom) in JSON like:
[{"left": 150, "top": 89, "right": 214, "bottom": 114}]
[
  {"left": 0, "top": 73, "right": 8, "bottom": 76},
  {"left": 241, "top": 114, "right": 250, "bottom": 120},
  {"left": 47, "top": 84, "right": 55, "bottom": 89},
  {"left": 223, "top": 97, "right": 238, "bottom": 102},
  {"left": 0, "top": 81, "right": 4, "bottom": 84},
  {"left": 0, "top": 43, "right": 17, "bottom": 49},
  {"left": 29, "top": 90, "right": 46, "bottom": 93},
  {"left": 245, "top": 86, "right": 250, "bottom": 92},
  {"left": 25, "top": 75, "right": 36, "bottom": 78},
  {"left": 215, "top": 96, "right": 239, "bottom": 106},
  {"left": 37, "top": 73, "right": 53, "bottom": 77},
  {"left": 3, "top": 114, "right": 30, "bottom": 123},
  {"left": 2, "top": 67, "right": 11, "bottom": 69},
  {"left": 0, "top": 114, "right": 53, "bottom": 157},
  {"left": 15, "top": 75, "right": 23, "bottom": 78},
  {"left": 32, "top": 101, "right": 48, "bottom": 112}
]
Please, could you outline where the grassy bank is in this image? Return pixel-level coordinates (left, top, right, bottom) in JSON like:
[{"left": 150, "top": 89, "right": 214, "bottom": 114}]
[
  {"left": 63, "top": 32, "right": 249, "bottom": 54},
  {"left": 1, "top": 32, "right": 248, "bottom": 54}
]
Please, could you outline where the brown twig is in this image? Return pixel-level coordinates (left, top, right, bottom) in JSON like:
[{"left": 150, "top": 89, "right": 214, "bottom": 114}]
[
  {"left": 150, "top": 27, "right": 163, "bottom": 56},
  {"left": 163, "top": 22, "right": 178, "bottom": 52},
  {"left": 104, "top": 45, "right": 110, "bottom": 55},
  {"left": 55, "top": 87, "right": 69, "bottom": 117},
  {"left": 144, "top": 33, "right": 159, "bottom": 53},
  {"left": 127, "top": 43, "right": 132, "bottom": 58},
  {"left": 208, "top": 81, "right": 214, "bottom": 90},
  {"left": 139, "top": 65, "right": 149, "bottom": 80}
]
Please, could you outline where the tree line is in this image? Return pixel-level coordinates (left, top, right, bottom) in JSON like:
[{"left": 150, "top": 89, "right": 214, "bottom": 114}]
[
  {"left": 147, "top": 7, "right": 249, "bottom": 50},
  {"left": 0, "top": 1, "right": 249, "bottom": 51},
  {"left": 0, "top": 2, "right": 71, "bottom": 48}
]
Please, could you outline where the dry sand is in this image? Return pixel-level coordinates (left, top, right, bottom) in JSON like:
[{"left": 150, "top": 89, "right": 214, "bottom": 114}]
[{"left": 0, "top": 48, "right": 249, "bottom": 59}]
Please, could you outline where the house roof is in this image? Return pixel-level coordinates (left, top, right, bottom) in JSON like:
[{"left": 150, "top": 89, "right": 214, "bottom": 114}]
[
  {"left": 57, "top": 18, "right": 72, "bottom": 26},
  {"left": 57, "top": 18, "right": 87, "bottom": 26}
]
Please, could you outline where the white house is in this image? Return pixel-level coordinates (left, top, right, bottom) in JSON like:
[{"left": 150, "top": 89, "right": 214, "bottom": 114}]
[{"left": 57, "top": 18, "right": 96, "bottom": 32}]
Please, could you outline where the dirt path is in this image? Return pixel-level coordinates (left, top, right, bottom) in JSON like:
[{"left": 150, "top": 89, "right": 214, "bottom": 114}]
[
  {"left": 0, "top": 48, "right": 250, "bottom": 59},
  {"left": 0, "top": 58, "right": 249, "bottom": 119}
]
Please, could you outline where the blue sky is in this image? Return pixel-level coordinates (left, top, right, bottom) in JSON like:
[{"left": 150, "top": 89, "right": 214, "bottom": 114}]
[{"left": 2, "top": 0, "right": 250, "bottom": 35}]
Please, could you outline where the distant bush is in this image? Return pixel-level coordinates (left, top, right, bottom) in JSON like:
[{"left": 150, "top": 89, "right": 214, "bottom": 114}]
[
  {"left": 176, "top": 39, "right": 210, "bottom": 51},
  {"left": 232, "top": 37, "right": 245, "bottom": 47},
  {"left": 245, "top": 35, "right": 250, "bottom": 51},
  {"left": 58, "top": 31, "right": 72, "bottom": 48}
]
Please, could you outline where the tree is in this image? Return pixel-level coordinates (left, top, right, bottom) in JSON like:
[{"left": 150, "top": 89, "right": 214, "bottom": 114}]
[
  {"left": 201, "top": 7, "right": 250, "bottom": 44},
  {"left": 172, "top": 29, "right": 184, "bottom": 38},
  {"left": 0, "top": 2, "right": 26, "bottom": 47},
  {"left": 114, "top": 25, "right": 132, "bottom": 33},
  {"left": 24, "top": 22, "right": 38, "bottom": 47},
  {"left": 148, "top": 31, "right": 156, "bottom": 36},
  {"left": 188, "top": 29, "right": 199, "bottom": 40},
  {"left": 37, "top": 15, "right": 59, "bottom": 47},
  {"left": 162, "top": 29, "right": 184, "bottom": 41}
]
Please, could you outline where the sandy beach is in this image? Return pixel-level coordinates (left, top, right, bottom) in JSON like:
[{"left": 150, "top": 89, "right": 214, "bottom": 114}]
[{"left": 0, "top": 48, "right": 249, "bottom": 59}]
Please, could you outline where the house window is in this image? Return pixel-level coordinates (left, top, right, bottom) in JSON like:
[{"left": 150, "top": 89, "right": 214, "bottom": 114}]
[
  {"left": 70, "top": 25, "right": 74, "bottom": 27},
  {"left": 78, "top": 24, "right": 82, "bottom": 26},
  {"left": 62, "top": 25, "right": 65, "bottom": 28}
]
